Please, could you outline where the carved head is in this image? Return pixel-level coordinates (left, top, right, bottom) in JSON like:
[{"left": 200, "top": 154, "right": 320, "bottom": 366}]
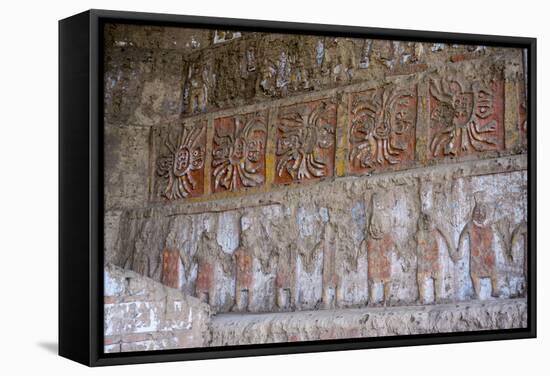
[
  {"left": 472, "top": 192, "right": 490, "bottom": 226},
  {"left": 418, "top": 212, "right": 435, "bottom": 231},
  {"left": 368, "top": 217, "right": 385, "bottom": 239},
  {"left": 472, "top": 202, "right": 489, "bottom": 226}
]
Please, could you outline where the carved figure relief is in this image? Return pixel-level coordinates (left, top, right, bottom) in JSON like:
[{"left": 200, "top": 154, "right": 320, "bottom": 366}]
[
  {"left": 366, "top": 219, "right": 395, "bottom": 304},
  {"left": 156, "top": 121, "right": 206, "bottom": 200},
  {"left": 358, "top": 40, "right": 420, "bottom": 71},
  {"left": 260, "top": 50, "right": 292, "bottom": 97},
  {"left": 195, "top": 229, "right": 233, "bottom": 305},
  {"left": 275, "top": 100, "right": 336, "bottom": 184},
  {"left": 415, "top": 212, "right": 457, "bottom": 304},
  {"left": 245, "top": 46, "right": 257, "bottom": 72},
  {"left": 429, "top": 76, "right": 504, "bottom": 158},
  {"left": 212, "top": 112, "right": 267, "bottom": 192},
  {"left": 349, "top": 85, "right": 417, "bottom": 173},
  {"left": 161, "top": 248, "right": 181, "bottom": 289},
  {"left": 234, "top": 213, "right": 281, "bottom": 312},
  {"left": 213, "top": 30, "right": 242, "bottom": 44},
  {"left": 366, "top": 196, "right": 398, "bottom": 305},
  {"left": 358, "top": 40, "right": 373, "bottom": 69},
  {"left": 182, "top": 59, "right": 213, "bottom": 114},
  {"left": 321, "top": 223, "right": 338, "bottom": 309},
  {"left": 512, "top": 221, "right": 528, "bottom": 293},
  {"left": 275, "top": 245, "right": 294, "bottom": 310},
  {"left": 233, "top": 246, "right": 253, "bottom": 312},
  {"left": 499, "top": 220, "right": 528, "bottom": 296},
  {"left": 457, "top": 193, "right": 499, "bottom": 299}
]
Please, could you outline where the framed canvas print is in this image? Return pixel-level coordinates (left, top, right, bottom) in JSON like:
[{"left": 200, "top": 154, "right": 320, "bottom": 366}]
[{"left": 59, "top": 9, "right": 536, "bottom": 366}]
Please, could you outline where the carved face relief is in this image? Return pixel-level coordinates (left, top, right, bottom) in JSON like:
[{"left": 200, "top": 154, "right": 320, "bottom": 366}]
[
  {"left": 156, "top": 121, "right": 206, "bottom": 200},
  {"left": 418, "top": 212, "right": 436, "bottom": 232},
  {"left": 429, "top": 77, "right": 504, "bottom": 158},
  {"left": 472, "top": 202, "right": 490, "bottom": 226},
  {"left": 275, "top": 100, "right": 336, "bottom": 183},
  {"left": 212, "top": 112, "right": 267, "bottom": 192},
  {"left": 349, "top": 85, "right": 417, "bottom": 173}
]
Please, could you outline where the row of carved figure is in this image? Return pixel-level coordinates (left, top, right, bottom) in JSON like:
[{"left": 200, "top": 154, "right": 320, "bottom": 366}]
[
  {"left": 177, "top": 34, "right": 491, "bottom": 114},
  {"left": 157, "top": 194, "right": 528, "bottom": 312},
  {"left": 156, "top": 75, "right": 514, "bottom": 201}
]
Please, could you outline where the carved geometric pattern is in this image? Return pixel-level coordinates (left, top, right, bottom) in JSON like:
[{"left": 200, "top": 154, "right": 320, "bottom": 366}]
[
  {"left": 348, "top": 85, "right": 417, "bottom": 173},
  {"left": 212, "top": 111, "right": 267, "bottom": 192},
  {"left": 275, "top": 99, "right": 336, "bottom": 184},
  {"left": 156, "top": 120, "right": 206, "bottom": 200},
  {"left": 429, "top": 77, "right": 504, "bottom": 158}
]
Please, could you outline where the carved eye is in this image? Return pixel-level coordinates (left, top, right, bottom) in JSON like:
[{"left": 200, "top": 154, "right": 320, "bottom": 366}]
[
  {"left": 317, "top": 124, "right": 334, "bottom": 148},
  {"left": 156, "top": 157, "right": 173, "bottom": 176},
  {"left": 191, "top": 147, "right": 204, "bottom": 168},
  {"left": 232, "top": 138, "right": 246, "bottom": 160},
  {"left": 247, "top": 140, "right": 263, "bottom": 162},
  {"left": 247, "top": 139, "right": 262, "bottom": 152},
  {"left": 475, "top": 90, "right": 493, "bottom": 119},
  {"left": 213, "top": 146, "right": 228, "bottom": 159}
]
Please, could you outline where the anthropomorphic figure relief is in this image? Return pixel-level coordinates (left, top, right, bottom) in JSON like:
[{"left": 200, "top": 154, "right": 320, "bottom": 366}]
[
  {"left": 415, "top": 212, "right": 457, "bottom": 304},
  {"left": 161, "top": 248, "right": 182, "bottom": 289},
  {"left": 366, "top": 213, "right": 397, "bottom": 306},
  {"left": 276, "top": 51, "right": 291, "bottom": 96},
  {"left": 233, "top": 246, "right": 253, "bottom": 312},
  {"left": 195, "top": 228, "right": 233, "bottom": 307},
  {"left": 235, "top": 211, "right": 282, "bottom": 312},
  {"left": 275, "top": 244, "right": 294, "bottom": 310},
  {"left": 358, "top": 39, "right": 373, "bottom": 69},
  {"left": 457, "top": 194, "right": 499, "bottom": 299},
  {"left": 245, "top": 46, "right": 257, "bottom": 73},
  {"left": 321, "top": 223, "right": 338, "bottom": 309},
  {"left": 499, "top": 221, "right": 529, "bottom": 295},
  {"left": 511, "top": 221, "right": 529, "bottom": 289}
]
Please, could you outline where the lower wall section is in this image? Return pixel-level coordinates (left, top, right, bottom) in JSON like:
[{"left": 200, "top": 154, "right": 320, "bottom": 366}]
[
  {"left": 210, "top": 299, "right": 527, "bottom": 346},
  {"left": 104, "top": 265, "right": 526, "bottom": 352},
  {"left": 107, "top": 155, "right": 528, "bottom": 314},
  {"left": 103, "top": 264, "right": 211, "bottom": 353}
]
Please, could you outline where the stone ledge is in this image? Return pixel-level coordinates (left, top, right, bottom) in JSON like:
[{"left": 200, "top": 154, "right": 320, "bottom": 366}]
[
  {"left": 125, "top": 154, "right": 527, "bottom": 218},
  {"left": 209, "top": 298, "right": 527, "bottom": 346}
]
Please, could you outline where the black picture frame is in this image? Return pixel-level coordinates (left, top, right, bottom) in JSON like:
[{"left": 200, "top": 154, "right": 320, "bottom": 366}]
[{"left": 59, "top": 9, "right": 537, "bottom": 367}]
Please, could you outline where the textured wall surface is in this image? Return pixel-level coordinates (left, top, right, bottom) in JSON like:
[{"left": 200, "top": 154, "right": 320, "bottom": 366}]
[
  {"left": 103, "top": 23, "right": 528, "bottom": 351},
  {"left": 104, "top": 264, "right": 211, "bottom": 353},
  {"left": 211, "top": 298, "right": 527, "bottom": 346}
]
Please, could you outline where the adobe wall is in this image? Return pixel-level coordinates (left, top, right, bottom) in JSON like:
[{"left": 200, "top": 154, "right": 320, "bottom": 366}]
[
  {"left": 103, "top": 263, "right": 211, "bottom": 352},
  {"left": 103, "top": 23, "right": 528, "bottom": 348}
]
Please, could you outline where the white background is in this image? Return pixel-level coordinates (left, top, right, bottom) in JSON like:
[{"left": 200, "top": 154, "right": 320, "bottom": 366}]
[{"left": 0, "top": 0, "right": 546, "bottom": 374}]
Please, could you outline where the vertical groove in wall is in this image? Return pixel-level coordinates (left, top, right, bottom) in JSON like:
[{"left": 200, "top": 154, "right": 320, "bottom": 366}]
[
  {"left": 265, "top": 106, "right": 277, "bottom": 189},
  {"left": 416, "top": 80, "right": 429, "bottom": 164},
  {"left": 504, "top": 76, "right": 520, "bottom": 150},
  {"left": 204, "top": 115, "right": 214, "bottom": 196},
  {"left": 335, "top": 92, "right": 349, "bottom": 177}
]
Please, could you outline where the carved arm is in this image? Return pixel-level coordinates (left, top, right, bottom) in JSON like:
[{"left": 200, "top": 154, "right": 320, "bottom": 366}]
[
  {"left": 437, "top": 227, "right": 459, "bottom": 263},
  {"left": 456, "top": 222, "right": 470, "bottom": 261}
]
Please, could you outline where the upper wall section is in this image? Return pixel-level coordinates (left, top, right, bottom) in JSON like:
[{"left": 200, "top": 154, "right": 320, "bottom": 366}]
[
  {"left": 103, "top": 24, "right": 528, "bottom": 211},
  {"left": 104, "top": 24, "right": 527, "bottom": 121}
]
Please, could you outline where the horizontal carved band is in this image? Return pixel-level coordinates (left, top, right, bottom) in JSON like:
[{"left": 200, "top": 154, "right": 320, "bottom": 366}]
[{"left": 149, "top": 66, "right": 524, "bottom": 203}]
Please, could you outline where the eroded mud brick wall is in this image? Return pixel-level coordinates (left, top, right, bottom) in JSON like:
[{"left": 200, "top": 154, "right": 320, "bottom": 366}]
[{"left": 104, "top": 23, "right": 528, "bottom": 314}]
